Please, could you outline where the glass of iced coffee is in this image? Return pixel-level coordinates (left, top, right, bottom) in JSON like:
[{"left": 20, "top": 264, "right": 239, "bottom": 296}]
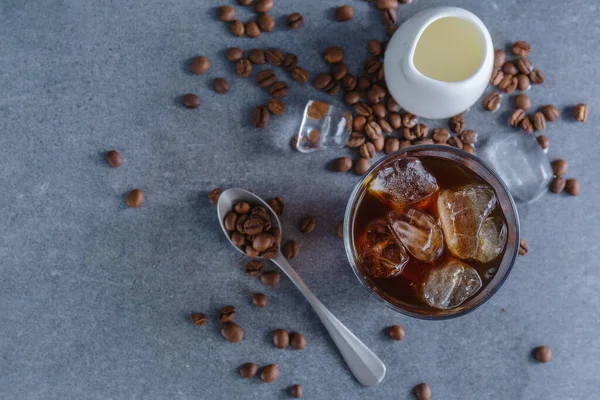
[{"left": 344, "top": 145, "right": 520, "bottom": 319}]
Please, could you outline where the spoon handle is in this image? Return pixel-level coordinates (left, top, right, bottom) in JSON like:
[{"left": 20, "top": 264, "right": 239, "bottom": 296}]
[{"left": 271, "top": 253, "right": 386, "bottom": 386}]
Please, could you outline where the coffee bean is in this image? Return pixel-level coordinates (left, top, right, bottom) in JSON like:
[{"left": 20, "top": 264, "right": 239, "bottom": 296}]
[
  {"left": 238, "top": 0, "right": 253, "bottom": 5},
  {"left": 324, "top": 47, "right": 344, "bottom": 64},
  {"left": 517, "top": 74, "right": 530, "bottom": 91},
  {"left": 289, "top": 384, "right": 303, "bottom": 398},
  {"left": 389, "top": 113, "right": 402, "bottom": 129},
  {"left": 245, "top": 246, "right": 258, "bottom": 258},
  {"left": 267, "top": 98, "right": 285, "bottom": 116},
  {"left": 493, "top": 49, "right": 506, "bottom": 68},
  {"left": 359, "top": 142, "right": 376, "bottom": 159},
  {"left": 261, "top": 246, "right": 278, "bottom": 259},
  {"left": 370, "top": 104, "right": 384, "bottom": 119},
  {"left": 230, "top": 20, "right": 245, "bottom": 36},
  {"left": 190, "top": 312, "right": 207, "bottom": 326},
  {"left": 333, "top": 156, "right": 353, "bottom": 172},
  {"left": 217, "top": 5, "right": 236, "bottom": 22},
  {"left": 313, "top": 73, "right": 332, "bottom": 90},
  {"left": 245, "top": 260, "right": 263, "bottom": 276},
  {"left": 240, "top": 362, "right": 258, "bottom": 378},
  {"left": 182, "top": 93, "right": 200, "bottom": 109},
  {"left": 514, "top": 94, "right": 531, "bottom": 111},
  {"left": 379, "top": 119, "right": 392, "bottom": 133},
  {"left": 399, "top": 139, "right": 412, "bottom": 149},
  {"left": 384, "top": 137, "right": 400, "bottom": 154},
  {"left": 386, "top": 24, "right": 398, "bottom": 36},
  {"left": 105, "top": 150, "right": 123, "bottom": 168},
  {"left": 290, "top": 332, "right": 307, "bottom": 349},
  {"left": 225, "top": 47, "right": 243, "bottom": 62},
  {"left": 446, "top": 135, "right": 464, "bottom": 149},
  {"left": 291, "top": 67, "right": 309, "bottom": 84},
  {"left": 213, "top": 78, "right": 230, "bottom": 94},
  {"left": 376, "top": 0, "right": 399, "bottom": 9},
  {"left": 236, "top": 59, "right": 252, "bottom": 77},
  {"left": 463, "top": 144, "right": 475, "bottom": 154},
  {"left": 533, "top": 112, "right": 546, "bottom": 131},
  {"left": 401, "top": 126, "right": 415, "bottom": 141},
  {"left": 550, "top": 177, "right": 566, "bottom": 193},
  {"left": 252, "top": 292, "right": 267, "bottom": 308},
  {"left": 208, "top": 188, "right": 223, "bottom": 204},
  {"left": 373, "top": 135, "right": 384, "bottom": 151},
  {"left": 364, "top": 121, "right": 382, "bottom": 140},
  {"left": 255, "top": 0, "right": 273, "bottom": 13},
  {"left": 512, "top": 40, "right": 531, "bottom": 57},
  {"left": 236, "top": 215, "right": 248, "bottom": 234},
  {"left": 265, "top": 48, "right": 284, "bottom": 66},
  {"left": 265, "top": 197, "right": 284, "bottom": 216},
  {"left": 402, "top": 113, "right": 417, "bottom": 128},
  {"left": 256, "top": 69, "right": 276, "bottom": 88},
  {"left": 459, "top": 130, "right": 477, "bottom": 145},
  {"left": 336, "top": 221, "right": 344, "bottom": 238},
  {"left": 542, "top": 105, "right": 560, "bottom": 121},
  {"left": 413, "top": 123, "right": 427, "bottom": 138},
  {"left": 259, "top": 270, "right": 280, "bottom": 286},
  {"left": 336, "top": 5, "right": 354, "bottom": 21},
  {"left": 449, "top": 115, "right": 464, "bottom": 133},
  {"left": 502, "top": 62, "right": 518, "bottom": 75},
  {"left": 518, "top": 238, "right": 529, "bottom": 256},
  {"left": 260, "top": 364, "right": 279, "bottom": 383},
  {"left": 534, "top": 346, "right": 552, "bottom": 363},
  {"left": 283, "top": 241, "right": 299, "bottom": 259},
  {"left": 342, "top": 74, "right": 357, "bottom": 90},
  {"left": 364, "top": 56, "right": 382, "bottom": 76},
  {"left": 354, "top": 158, "right": 370, "bottom": 175},
  {"left": 384, "top": 98, "right": 399, "bottom": 114},
  {"left": 253, "top": 233, "right": 275, "bottom": 252},
  {"left": 565, "top": 179, "right": 580, "bottom": 196},
  {"left": 529, "top": 69, "right": 545, "bottom": 84},
  {"left": 432, "top": 128, "right": 449, "bottom": 144},
  {"left": 490, "top": 69, "right": 504, "bottom": 86},
  {"left": 388, "top": 325, "right": 405, "bottom": 340},
  {"left": 190, "top": 56, "right": 211, "bottom": 75},
  {"left": 414, "top": 383, "right": 432, "bottom": 400},
  {"left": 248, "top": 48, "right": 265, "bottom": 65},
  {"left": 499, "top": 74, "right": 518, "bottom": 93},
  {"left": 221, "top": 322, "right": 244, "bottom": 342},
  {"left": 368, "top": 40, "right": 382, "bottom": 56},
  {"left": 280, "top": 54, "right": 298, "bottom": 72},
  {"left": 272, "top": 329, "right": 290, "bottom": 348},
  {"left": 218, "top": 305, "right": 236, "bottom": 323},
  {"left": 257, "top": 14, "right": 275, "bottom": 32},
  {"left": 343, "top": 91, "right": 359, "bottom": 106},
  {"left": 332, "top": 63, "right": 348, "bottom": 80},
  {"left": 233, "top": 202, "right": 251, "bottom": 215},
  {"left": 537, "top": 135, "right": 549, "bottom": 149},
  {"left": 287, "top": 12, "right": 304, "bottom": 29},
  {"left": 357, "top": 76, "right": 371, "bottom": 91},
  {"left": 345, "top": 132, "right": 365, "bottom": 148},
  {"left": 224, "top": 211, "right": 238, "bottom": 232},
  {"left": 252, "top": 105, "right": 270, "bottom": 128},
  {"left": 266, "top": 81, "right": 288, "bottom": 98},
  {"left": 298, "top": 216, "right": 316, "bottom": 233},
  {"left": 516, "top": 57, "right": 533, "bottom": 74},
  {"left": 382, "top": 8, "right": 397, "bottom": 26},
  {"left": 509, "top": 109, "right": 527, "bottom": 127},
  {"left": 573, "top": 103, "right": 588, "bottom": 122},
  {"left": 520, "top": 116, "right": 533, "bottom": 134},
  {"left": 231, "top": 231, "right": 247, "bottom": 247},
  {"left": 549, "top": 160, "right": 568, "bottom": 178},
  {"left": 126, "top": 189, "right": 144, "bottom": 208},
  {"left": 355, "top": 102, "right": 373, "bottom": 116}
]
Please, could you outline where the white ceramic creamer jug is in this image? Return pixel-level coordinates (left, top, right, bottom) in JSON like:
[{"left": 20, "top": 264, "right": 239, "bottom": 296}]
[{"left": 384, "top": 7, "right": 494, "bottom": 119}]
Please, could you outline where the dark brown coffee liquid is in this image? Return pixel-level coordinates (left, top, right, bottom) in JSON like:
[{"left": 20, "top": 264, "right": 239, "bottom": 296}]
[{"left": 352, "top": 156, "right": 508, "bottom": 313}]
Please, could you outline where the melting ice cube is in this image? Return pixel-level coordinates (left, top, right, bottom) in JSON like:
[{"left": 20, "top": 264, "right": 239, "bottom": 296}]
[
  {"left": 420, "top": 260, "right": 483, "bottom": 310},
  {"left": 475, "top": 217, "right": 507, "bottom": 263},
  {"left": 369, "top": 158, "right": 438, "bottom": 206},
  {"left": 387, "top": 209, "right": 444, "bottom": 263},
  {"left": 359, "top": 219, "right": 409, "bottom": 279}
]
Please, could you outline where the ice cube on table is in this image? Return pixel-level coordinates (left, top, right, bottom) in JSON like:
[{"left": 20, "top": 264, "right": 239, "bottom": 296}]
[
  {"left": 420, "top": 260, "right": 483, "bottom": 310},
  {"left": 387, "top": 209, "right": 444, "bottom": 263},
  {"left": 296, "top": 100, "right": 352, "bottom": 153},
  {"left": 475, "top": 217, "right": 507, "bottom": 263},
  {"left": 359, "top": 219, "right": 409, "bottom": 279},
  {"left": 437, "top": 184, "right": 497, "bottom": 260},
  {"left": 368, "top": 158, "right": 438, "bottom": 206}
]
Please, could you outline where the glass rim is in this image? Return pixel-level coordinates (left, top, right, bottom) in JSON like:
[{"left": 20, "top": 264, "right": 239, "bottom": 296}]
[{"left": 343, "top": 145, "right": 521, "bottom": 320}]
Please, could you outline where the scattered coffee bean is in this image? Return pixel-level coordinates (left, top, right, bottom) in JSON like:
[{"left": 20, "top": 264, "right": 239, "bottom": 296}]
[
  {"left": 373, "top": 135, "right": 384, "bottom": 151},
  {"left": 255, "top": 0, "right": 273, "bottom": 13},
  {"left": 521, "top": 116, "right": 533, "bottom": 134},
  {"left": 265, "top": 48, "right": 284, "bottom": 66},
  {"left": 357, "top": 76, "right": 371, "bottom": 90},
  {"left": 368, "top": 40, "right": 382, "bottom": 56},
  {"left": 533, "top": 112, "right": 546, "bottom": 131},
  {"left": 336, "top": 5, "right": 354, "bottom": 21},
  {"left": 267, "top": 98, "right": 285, "bottom": 116},
  {"left": 514, "top": 94, "right": 531, "bottom": 111},
  {"left": 379, "top": 119, "right": 392, "bottom": 133},
  {"left": 240, "top": 362, "right": 258, "bottom": 378},
  {"left": 213, "top": 77, "right": 230, "bottom": 94},
  {"left": 289, "top": 384, "right": 303, "bottom": 398},
  {"left": 516, "top": 57, "right": 533, "bottom": 74},
  {"left": 221, "top": 321, "right": 244, "bottom": 342},
  {"left": 313, "top": 73, "right": 332, "bottom": 90},
  {"left": 537, "top": 135, "right": 549, "bottom": 149},
  {"left": 190, "top": 56, "right": 211, "bottom": 75},
  {"left": 217, "top": 5, "right": 236, "bottom": 22},
  {"left": 493, "top": 49, "right": 506, "bottom": 68},
  {"left": 182, "top": 93, "right": 200, "bottom": 109},
  {"left": 529, "top": 69, "right": 545, "bottom": 84},
  {"left": 502, "top": 62, "right": 518, "bottom": 75},
  {"left": 413, "top": 123, "right": 427, "bottom": 138},
  {"left": 565, "top": 179, "right": 580, "bottom": 196},
  {"left": 402, "top": 126, "right": 416, "bottom": 141},
  {"left": 260, "top": 364, "right": 279, "bottom": 383},
  {"left": 225, "top": 47, "right": 243, "bottom": 62},
  {"left": 336, "top": 221, "right": 344, "bottom": 238},
  {"left": 482, "top": 91, "right": 501, "bottom": 111},
  {"left": 342, "top": 74, "right": 357, "bottom": 90},
  {"left": 283, "top": 241, "right": 299, "bottom": 259},
  {"left": 256, "top": 69, "right": 277, "bottom": 88},
  {"left": 287, "top": 12, "right": 304, "bottom": 29},
  {"left": 209, "top": 188, "right": 223, "bottom": 204},
  {"left": 218, "top": 305, "right": 236, "bottom": 323},
  {"left": 509, "top": 109, "right": 527, "bottom": 127},
  {"left": 333, "top": 156, "right": 353, "bottom": 172},
  {"left": 230, "top": 20, "right": 245, "bottom": 37},
  {"left": 236, "top": 59, "right": 252, "bottom": 77},
  {"left": 273, "top": 329, "right": 290, "bottom": 349},
  {"left": 414, "top": 383, "right": 432, "bottom": 400},
  {"left": 459, "top": 130, "right": 477, "bottom": 145},
  {"left": 490, "top": 69, "right": 504, "bottom": 86},
  {"left": 365, "top": 56, "right": 383, "bottom": 76},
  {"left": 268, "top": 81, "right": 288, "bottom": 98},
  {"left": 291, "top": 67, "right": 309, "bottom": 84},
  {"left": 248, "top": 48, "right": 266, "bottom": 65},
  {"left": 126, "top": 189, "right": 144, "bottom": 208},
  {"left": 266, "top": 197, "right": 284, "bottom": 216},
  {"left": 245, "top": 260, "right": 264, "bottom": 276},
  {"left": 252, "top": 105, "right": 270, "bottom": 128},
  {"left": 381, "top": 7, "right": 397, "bottom": 26},
  {"left": 499, "top": 74, "right": 518, "bottom": 93},
  {"left": 359, "top": 142, "right": 376, "bottom": 159},
  {"left": 345, "top": 132, "right": 365, "bottom": 148},
  {"left": 551, "top": 159, "right": 568, "bottom": 177},
  {"left": 282, "top": 53, "right": 299, "bottom": 71},
  {"left": 332, "top": 63, "right": 348, "bottom": 80},
  {"left": 517, "top": 73, "right": 530, "bottom": 91},
  {"left": 344, "top": 91, "right": 360, "bottom": 106},
  {"left": 518, "top": 238, "right": 528, "bottom": 256},
  {"left": 376, "top": 0, "right": 399, "bottom": 9},
  {"left": 402, "top": 113, "right": 417, "bottom": 128},
  {"left": 388, "top": 325, "right": 405, "bottom": 340},
  {"left": 238, "top": 0, "right": 253, "bottom": 5},
  {"left": 299, "top": 216, "right": 317, "bottom": 233},
  {"left": 261, "top": 270, "right": 281, "bottom": 286},
  {"left": 463, "top": 144, "right": 475, "bottom": 154},
  {"left": 573, "top": 103, "right": 588, "bottom": 122},
  {"left": 534, "top": 346, "right": 552, "bottom": 363},
  {"left": 542, "top": 105, "right": 560, "bottom": 121},
  {"left": 389, "top": 113, "right": 402, "bottom": 129},
  {"left": 324, "top": 47, "right": 344, "bottom": 64},
  {"left": 386, "top": 97, "right": 400, "bottom": 113},
  {"left": 190, "top": 312, "right": 207, "bottom": 326},
  {"left": 449, "top": 115, "right": 465, "bottom": 133},
  {"left": 257, "top": 14, "right": 275, "bottom": 32},
  {"left": 290, "top": 332, "right": 307, "bottom": 349},
  {"left": 365, "top": 121, "right": 382, "bottom": 140},
  {"left": 355, "top": 102, "right": 373, "bottom": 116},
  {"left": 252, "top": 292, "right": 267, "bottom": 308},
  {"left": 447, "top": 136, "right": 463, "bottom": 149},
  {"left": 354, "top": 158, "right": 370, "bottom": 175},
  {"left": 512, "top": 40, "right": 531, "bottom": 57},
  {"left": 550, "top": 177, "right": 566, "bottom": 193},
  {"left": 432, "top": 128, "right": 450, "bottom": 143},
  {"left": 105, "top": 150, "right": 123, "bottom": 168}
]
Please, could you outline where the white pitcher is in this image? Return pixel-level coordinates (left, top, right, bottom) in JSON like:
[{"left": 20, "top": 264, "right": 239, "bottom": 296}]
[{"left": 384, "top": 7, "right": 494, "bottom": 119}]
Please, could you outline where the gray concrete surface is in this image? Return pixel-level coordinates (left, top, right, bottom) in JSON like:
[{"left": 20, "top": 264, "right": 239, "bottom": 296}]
[{"left": 1, "top": 0, "right": 599, "bottom": 399}]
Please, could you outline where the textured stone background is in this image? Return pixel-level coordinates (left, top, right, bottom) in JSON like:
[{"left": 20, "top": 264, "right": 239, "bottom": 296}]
[{"left": 1, "top": 0, "right": 599, "bottom": 399}]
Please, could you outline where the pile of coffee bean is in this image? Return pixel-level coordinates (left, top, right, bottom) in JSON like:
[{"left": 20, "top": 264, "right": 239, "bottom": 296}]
[
  {"left": 217, "top": 0, "right": 276, "bottom": 38},
  {"left": 223, "top": 202, "right": 281, "bottom": 258}
]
